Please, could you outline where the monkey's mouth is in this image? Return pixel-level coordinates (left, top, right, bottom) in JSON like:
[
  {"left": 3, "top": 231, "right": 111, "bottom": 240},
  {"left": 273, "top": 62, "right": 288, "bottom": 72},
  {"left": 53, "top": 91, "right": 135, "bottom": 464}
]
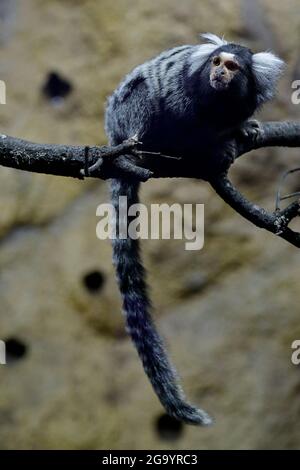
[{"left": 210, "top": 76, "right": 229, "bottom": 91}]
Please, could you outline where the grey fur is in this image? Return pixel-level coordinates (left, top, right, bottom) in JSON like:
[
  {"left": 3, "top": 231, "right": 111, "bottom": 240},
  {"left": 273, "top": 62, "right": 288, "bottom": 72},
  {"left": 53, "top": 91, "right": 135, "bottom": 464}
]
[{"left": 105, "top": 33, "right": 285, "bottom": 425}]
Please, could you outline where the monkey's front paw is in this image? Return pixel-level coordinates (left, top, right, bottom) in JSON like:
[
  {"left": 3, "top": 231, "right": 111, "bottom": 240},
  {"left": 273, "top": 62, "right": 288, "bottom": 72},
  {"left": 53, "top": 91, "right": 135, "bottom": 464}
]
[{"left": 239, "top": 120, "right": 261, "bottom": 141}]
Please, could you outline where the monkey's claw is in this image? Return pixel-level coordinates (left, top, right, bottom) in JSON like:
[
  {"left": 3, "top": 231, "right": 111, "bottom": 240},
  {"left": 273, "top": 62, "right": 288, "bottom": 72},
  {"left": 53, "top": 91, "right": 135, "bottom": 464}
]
[
  {"left": 239, "top": 119, "right": 261, "bottom": 141},
  {"left": 126, "top": 134, "right": 143, "bottom": 146}
]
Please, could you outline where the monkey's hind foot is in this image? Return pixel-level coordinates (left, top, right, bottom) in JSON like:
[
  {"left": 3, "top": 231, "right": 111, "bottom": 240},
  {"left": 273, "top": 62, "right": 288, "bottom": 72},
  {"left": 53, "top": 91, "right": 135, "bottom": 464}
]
[
  {"left": 239, "top": 119, "right": 261, "bottom": 141},
  {"left": 114, "top": 154, "right": 153, "bottom": 182}
]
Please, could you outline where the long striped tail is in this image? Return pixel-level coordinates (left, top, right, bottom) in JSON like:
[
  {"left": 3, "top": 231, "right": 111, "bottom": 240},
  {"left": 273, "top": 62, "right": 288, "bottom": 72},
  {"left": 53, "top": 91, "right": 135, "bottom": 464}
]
[{"left": 110, "top": 178, "right": 212, "bottom": 425}]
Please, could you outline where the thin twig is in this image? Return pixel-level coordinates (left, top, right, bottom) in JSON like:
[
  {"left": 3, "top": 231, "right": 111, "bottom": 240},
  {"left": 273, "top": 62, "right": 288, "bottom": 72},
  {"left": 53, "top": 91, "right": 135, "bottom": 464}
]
[{"left": 275, "top": 167, "right": 300, "bottom": 211}]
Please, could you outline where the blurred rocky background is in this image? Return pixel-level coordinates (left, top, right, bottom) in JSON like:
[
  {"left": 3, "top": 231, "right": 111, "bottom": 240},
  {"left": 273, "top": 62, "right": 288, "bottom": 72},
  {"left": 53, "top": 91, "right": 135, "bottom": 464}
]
[{"left": 0, "top": 0, "right": 300, "bottom": 450}]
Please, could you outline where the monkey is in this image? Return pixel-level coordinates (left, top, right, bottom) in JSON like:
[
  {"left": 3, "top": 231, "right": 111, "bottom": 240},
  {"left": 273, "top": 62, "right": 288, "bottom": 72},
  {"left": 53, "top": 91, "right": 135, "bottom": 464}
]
[{"left": 104, "top": 33, "right": 285, "bottom": 425}]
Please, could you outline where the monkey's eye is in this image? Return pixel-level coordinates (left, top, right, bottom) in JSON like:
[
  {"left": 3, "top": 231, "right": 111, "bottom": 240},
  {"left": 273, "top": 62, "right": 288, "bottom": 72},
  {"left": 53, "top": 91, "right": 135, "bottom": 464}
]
[
  {"left": 225, "top": 60, "right": 239, "bottom": 71},
  {"left": 212, "top": 56, "right": 221, "bottom": 66}
]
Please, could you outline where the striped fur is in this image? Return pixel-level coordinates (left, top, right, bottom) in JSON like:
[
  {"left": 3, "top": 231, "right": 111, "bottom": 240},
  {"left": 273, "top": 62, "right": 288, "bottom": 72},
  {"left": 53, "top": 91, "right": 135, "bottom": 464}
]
[
  {"left": 110, "top": 178, "right": 212, "bottom": 425},
  {"left": 105, "top": 33, "right": 284, "bottom": 425}
]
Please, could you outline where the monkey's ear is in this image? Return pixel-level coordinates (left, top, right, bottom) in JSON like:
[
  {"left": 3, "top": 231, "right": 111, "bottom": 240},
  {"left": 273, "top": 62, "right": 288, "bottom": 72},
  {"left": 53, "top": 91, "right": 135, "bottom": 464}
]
[
  {"left": 252, "top": 52, "right": 285, "bottom": 105},
  {"left": 190, "top": 33, "right": 227, "bottom": 75}
]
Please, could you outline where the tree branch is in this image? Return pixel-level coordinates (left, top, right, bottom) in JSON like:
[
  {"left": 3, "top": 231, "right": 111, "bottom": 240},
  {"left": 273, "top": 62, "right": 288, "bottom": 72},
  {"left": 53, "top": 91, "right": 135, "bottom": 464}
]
[
  {"left": 210, "top": 175, "right": 300, "bottom": 248},
  {"left": 0, "top": 134, "right": 140, "bottom": 179},
  {"left": 1, "top": 121, "right": 299, "bottom": 180},
  {"left": 0, "top": 120, "right": 300, "bottom": 247},
  {"left": 236, "top": 121, "right": 300, "bottom": 158}
]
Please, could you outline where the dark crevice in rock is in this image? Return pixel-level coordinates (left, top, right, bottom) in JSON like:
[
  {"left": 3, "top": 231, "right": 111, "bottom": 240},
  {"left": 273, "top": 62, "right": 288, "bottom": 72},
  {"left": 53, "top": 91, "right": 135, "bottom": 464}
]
[
  {"left": 42, "top": 72, "right": 73, "bottom": 106},
  {"left": 155, "top": 413, "right": 184, "bottom": 441},
  {"left": 83, "top": 270, "right": 105, "bottom": 293},
  {"left": 4, "top": 337, "right": 28, "bottom": 364}
]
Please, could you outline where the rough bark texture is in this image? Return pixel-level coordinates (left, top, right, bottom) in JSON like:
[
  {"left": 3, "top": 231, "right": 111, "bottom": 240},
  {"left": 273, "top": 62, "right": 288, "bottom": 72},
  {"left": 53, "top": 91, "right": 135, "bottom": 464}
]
[{"left": 0, "top": 121, "right": 300, "bottom": 179}]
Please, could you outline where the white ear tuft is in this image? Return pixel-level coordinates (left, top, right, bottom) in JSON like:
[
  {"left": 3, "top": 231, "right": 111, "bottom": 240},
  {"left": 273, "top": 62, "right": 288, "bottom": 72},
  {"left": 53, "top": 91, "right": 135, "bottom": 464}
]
[
  {"left": 189, "top": 33, "right": 227, "bottom": 75},
  {"left": 200, "top": 33, "right": 227, "bottom": 47},
  {"left": 252, "top": 51, "right": 285, "bottom": 104}
]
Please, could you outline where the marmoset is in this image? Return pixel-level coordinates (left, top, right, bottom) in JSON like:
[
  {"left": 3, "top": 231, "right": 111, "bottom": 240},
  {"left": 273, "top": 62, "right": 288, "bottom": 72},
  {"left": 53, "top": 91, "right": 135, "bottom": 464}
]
[{"left": 105, "top": 33, "right": 285, "bottom": 425}]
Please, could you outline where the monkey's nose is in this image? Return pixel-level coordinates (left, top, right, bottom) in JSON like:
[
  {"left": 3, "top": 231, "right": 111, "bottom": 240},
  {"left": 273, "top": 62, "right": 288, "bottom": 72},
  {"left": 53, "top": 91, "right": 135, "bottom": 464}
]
[{"left": 215, "top": 68, "right": 225, "bottom": 79}]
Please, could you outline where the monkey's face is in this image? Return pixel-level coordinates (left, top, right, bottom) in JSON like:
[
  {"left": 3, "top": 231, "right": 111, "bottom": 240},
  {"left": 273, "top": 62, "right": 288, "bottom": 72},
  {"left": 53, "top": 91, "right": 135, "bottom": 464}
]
[{"left": 209, "top": 52, "right": 240, "bottom": 91}]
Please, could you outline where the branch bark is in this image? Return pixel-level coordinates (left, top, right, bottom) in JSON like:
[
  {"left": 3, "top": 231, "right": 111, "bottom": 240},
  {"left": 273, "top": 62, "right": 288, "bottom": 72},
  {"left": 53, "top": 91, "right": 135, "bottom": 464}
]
[
  {"left": 210, "top": 175, "right": 300, "bottom": 248},
  {"left": 0, "top": 120, "right": 300, "bottom": 247},
  {"left": 0, "top": 134, "right": 139, "bottom": 179},
  {"left": 1, "top": 121, "right": 299, "bottom": 180}
]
